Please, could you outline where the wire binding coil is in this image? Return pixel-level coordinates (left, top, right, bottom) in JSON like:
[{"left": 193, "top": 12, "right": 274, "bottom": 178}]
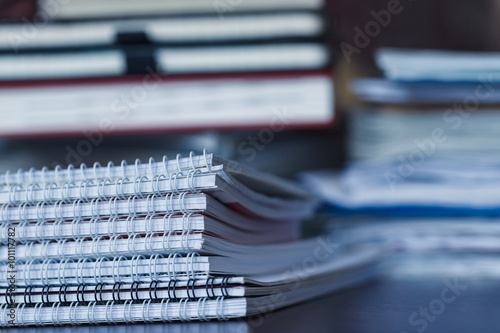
[
  {"left": 216, "top": 296, "right": 227, "bottom": 321},
  {"left": 130, "top": 281, "right": 141, "bottom": 303},
  {"left": 160, "top": 298, "right": 171, "bottom": 322}
]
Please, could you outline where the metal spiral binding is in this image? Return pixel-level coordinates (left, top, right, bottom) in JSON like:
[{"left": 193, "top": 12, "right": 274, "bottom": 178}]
[
  {"left": 69, "top": 301, "right": 80, "bottom": 325},
  {"left": 167, "top": 280, "right": 178, "bottom": 301},
  {"left": 134, "top": 176, "right": 149, "bottom": 199},
  {"left": 34, "top": 302, "right": 44, "bottom": 326},
  {"left": 179, "top": 298, "right": 189, "bottom": 322},
  {"left": 71, "top": 218, "right": 83, "bottom": 241},
  {"left": 144, "top": 214, "right": 154, "bottom": 234},
  {"left": 186, "top": 252, "right": 200, "bottom": 278},
  {"left": 89, "top": 217, "right": 99, "bottom": 239},
  {"left": 8, "top": 184, "right": 22, "bottom": 206},
  {"left": 178, "top": 192, "right": 188, "bottom": 215},
  {"left": 203, "top": 149, "right": 213, "bottom": 174},
  {"left": 95, "top": 282, "right": 106, "bottom": 304},
  {"left": 41, "top": 167, "right": 49, "bottom": 186},
  {"left": 112, "top": 281, "right": 124, "bottom": 302},
  {"left": 43, "top": 183, "right": 58, "bottom": 205},
  {"left": 127, "top": 234, "right": 141, "bottom": 256},
  {"left": 90, "top": 198, "right": 102, "bottom": 221},
  {"left": 149, "top": 280, "right": 160, "bottom": 303},
  {"left": 51, "top": 302, "right": 62, "bottom": 326},
  {"left": 114, "top": 177, "right": 129, "bottom": 200},
  {"left": 79, "top": 179, "right": 95, "bottom": 202},
  {"left": 110, "top": 235, "right": 123, "bottom": 258},
  {"left": 130, "top": 281, "right": 140, "bottom": 303},
  {"left": 23, "top": 259, "right": 37, "bottom": 286},
  {"left": 75, "top": 238, "right": 87, "bottom": 260},
  {"left": 221, "top": 276, "right": 230, "bottom": 297},
  {"left": 26, "top": 183, "right": 40, "bottom": 205},
  {"left": 144, "top": 232, "right": 158, "bottom": 254},
  {"left": 72, "top": 199, "right": 83, "bottom": 224},
  {"left": 92, "top": 162, "right": 102, "bottom": 184},
  {"left": 111, "top": 256, "right": 126, "bottom": 284},
  {"left": 77, "top": 283, "right": 87, "bottom": 303},
  {"left": 160, "top": 298, "right": 171, "bottom": 322},
  {"left": 109, "top": 197, "right": 119, "bottom": 221},
  {"left": 79, "top": 163, "right": 87, "bottom": 182},
  {"left": 57, "top": 239, "right": 68, "bottom": 259},
  {"left": 134, "top": 159, "right": 142, "bottom": 179},
  {"left": 76, "top": 258, "right": 90, "bottom": 285},
  {"left": 142, "top": 299, "right": 154, "bottom": 323},
  {"left": 197, "top": 297, "right": 209, "bottom": 321},
  {"left": 127, "top": 195, "right": 138, "bottom": 220},
  {"left": 131, "top": 255, "right": 146, "bottom": 281},
  {"left": 23, "top": 285, "right": 34, "bottom": 306},
  {"left": 147, "top": 253, "right": 163, "bottom": 283},
  {"left": 170, "top": 172, "right": 181, "bottom": 196},
  {"left": 54, "top": 200, "right": 64, "bottom": 224},
  {"left": 1, "top": 203, "right": 10, "bottom": 225},
  {"left": 35, "top": 201, "right": 47, "bottom": 224},
  {"left": 167, "top": 252, "right": 181, "bottom": 280},
  {"left": 125, "top": 215, "right": 135, "bottom": 235},
  {"left": 120, "top": 160, "right": 128, "bottom": 179},
  {"left": 61, "top": 181, "right": 74, "bottom": 204},
  {"left": 161, "top": 230, "right": 173, "bottom": 253},
  {"left": 176, "top": 154, "right": 184, "bottom": 177},
  {"left": 59, "top": 284, "right": 70, "bottom": 305},
  {"left": 163, "top": 213, "right": 174, "bottom": 234},
  {"left": 186, "top": 278, "right": 196, "bottom": 300},
  {"left": 216, "top": 296, "right": 227, "bottom": 321},
  {"left": 3, "top": 150, "right": 215, "bottom": 193},
  {"left": 41, "top": 259, "right": 56, "bottom": 286},
  {"left": 16, "top": 211, "right": 29, "bottom": 245},
  {"left": 123, "top": 299, "right": 134, "bottom": 324},
  {"left": 54, "top": 165, "right": 62, "bottom": 186},
  {"left": 93, "top": 257, "right": 109, "bottom": 285},
  {"left": 18, "top": 303, "right": 28, "bottom": 326},
  {"left": 91, "top": 235, "right": 104, "bottom": 257},
  {"left": 66, "top": 164, "right": 74, "bottom": 183},
  {"left": 206, "top": 276, "right": 216, "bottom": 299},
  {"left": 152, "top": 174, "right": 166, "bottom": 197},
  {"left": 146, "top": 193, "right": 156, "bottom": 217},
  {"left": 165, "top": 193, "right": 174, "bottom": 215},
  {"left": 106, "top": 161, "right": 114, "bottom": 180},
  {"left": 57, "top": 258, "right": 75, "bottom": 285}
]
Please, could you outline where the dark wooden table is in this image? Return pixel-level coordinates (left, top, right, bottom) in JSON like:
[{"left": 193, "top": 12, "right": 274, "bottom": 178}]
[{"left": 255, "top": 277, "right": 500, "bottom": 333}]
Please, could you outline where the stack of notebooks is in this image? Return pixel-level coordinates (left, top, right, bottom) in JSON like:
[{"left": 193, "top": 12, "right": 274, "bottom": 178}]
[
  {"left": 299, "top": 47, "right": 500, "bottom": 215},
  {"left": 0, "top": 151, "right": 380, "bottom": 326},
  {"left": 352, "top": 48, "right": 500, "bottom": 104},
  {"left": 0, "top": 0, "right": 334, "bottom": 138}
]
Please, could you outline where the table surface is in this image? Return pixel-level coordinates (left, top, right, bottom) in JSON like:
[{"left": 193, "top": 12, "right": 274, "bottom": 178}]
[{"left": 255, "top": 277, "right": 500, "bottom": 333}]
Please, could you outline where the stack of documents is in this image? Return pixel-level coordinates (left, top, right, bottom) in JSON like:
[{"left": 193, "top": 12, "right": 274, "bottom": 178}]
[{"left": 1, "top": 151, "right": 380, "bottom": 326}]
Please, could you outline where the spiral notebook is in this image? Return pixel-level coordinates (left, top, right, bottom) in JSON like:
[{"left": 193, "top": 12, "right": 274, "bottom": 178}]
[
  {"left": 1, "top": 151, "right": 381, "bottom": 327},
  {"left": 1, "top": 246, "right": 379, "bottom": 326}
]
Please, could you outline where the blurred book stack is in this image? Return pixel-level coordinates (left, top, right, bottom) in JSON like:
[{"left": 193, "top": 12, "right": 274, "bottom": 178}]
[
  {"left": 0, "top": 0, "right": 340, "bottom": 179},
  {"left": 0, "top": 0, "right": 334, "bottom": 138},
  {"left": 299, "top": 48, "right": 500, "bottom": 266},
  {"left": 301, "top": 47, "right": 500, "bottom": 215}
]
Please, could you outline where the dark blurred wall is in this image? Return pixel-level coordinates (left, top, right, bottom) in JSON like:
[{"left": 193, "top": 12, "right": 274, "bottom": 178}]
[
  {"left": 328, "top": 0, "right": 495, "bottom": 60},
  {"left": 0, "top": 0, "right": 36, "bottom": 20}
]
